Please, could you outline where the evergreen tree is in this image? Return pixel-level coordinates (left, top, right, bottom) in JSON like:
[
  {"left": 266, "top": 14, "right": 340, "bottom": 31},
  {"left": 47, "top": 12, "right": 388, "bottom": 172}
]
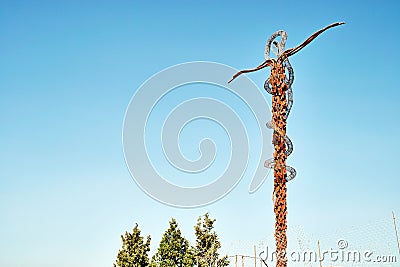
[
  {"left": 150, "top": 218, "right": 195, "bottom": 267},
  {"left": 114, "top": 223, "right": 151, "bottom": 267},
  {"left": 194, "top": 213, "right": 229, "bottom": 267}
]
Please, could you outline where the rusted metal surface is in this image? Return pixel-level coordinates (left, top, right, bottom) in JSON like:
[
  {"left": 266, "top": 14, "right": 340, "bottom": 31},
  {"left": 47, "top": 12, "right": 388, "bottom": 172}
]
[
  {"left": 270, "top": 59, "right": 289, "bottom": 266},
  {"left": 229, "top": 22, "right": 344, "bottom": 267}
]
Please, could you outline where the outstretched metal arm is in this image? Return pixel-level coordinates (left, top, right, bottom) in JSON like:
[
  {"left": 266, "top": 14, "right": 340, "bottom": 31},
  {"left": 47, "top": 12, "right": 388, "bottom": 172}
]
[
  {"left": 228, "top": 59, "right": 272, "bottom": 83},
  {"left": 228, "top": 22, "right": 345, "bottom": 83},
  {"left": 282, "top": 22, "right": 345, "bottom": 59}
]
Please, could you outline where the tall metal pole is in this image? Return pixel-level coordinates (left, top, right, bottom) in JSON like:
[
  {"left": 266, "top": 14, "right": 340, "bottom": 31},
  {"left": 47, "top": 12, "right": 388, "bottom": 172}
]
[
  {"left": 271, "top": 60, "right": 288, "bottom": 266},
  {"left": 229, "top": 22, "right": 344, "bottom": 267},
  {"left": 393, "top": 211, "right": 400, "bottom": 257},
  {"left": 254, "top": 245, "right": 257, "bottom": 267},
  {"left": 318, "top": 240, "right": 323, "bottom": 267}
]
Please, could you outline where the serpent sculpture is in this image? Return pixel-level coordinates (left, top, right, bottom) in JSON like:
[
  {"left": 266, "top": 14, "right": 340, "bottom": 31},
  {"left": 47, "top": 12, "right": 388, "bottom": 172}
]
[
  {"left": 263, "top": 33, "right": 296, "bottom": 183},
  {"left": 229, "top": 22, "right": 345, "bottom": 267}
]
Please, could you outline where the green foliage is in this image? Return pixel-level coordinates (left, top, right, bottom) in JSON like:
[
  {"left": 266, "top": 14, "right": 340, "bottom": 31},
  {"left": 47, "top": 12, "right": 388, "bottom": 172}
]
[
  {"left": 194, "top": 213, "right": 229, "bottom": 267},
  {"left": 114, "top": 223, "right": 151, "bottom": 267},
  {"left": 150, "top": 218, "right": 195, "bottom": 267},
  {"left": 114, "top": 214, "right": 228, "bottom": 267}
]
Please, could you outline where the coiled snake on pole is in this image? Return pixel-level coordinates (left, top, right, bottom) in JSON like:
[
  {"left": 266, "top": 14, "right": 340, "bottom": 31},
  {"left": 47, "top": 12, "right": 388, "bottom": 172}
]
[
  {"left": 229, "top": 22, "right": 345, "bottom": 267},
  {"left": 229, "top": 22, "right": 345, "bottom": 184},
  {"left": 263, "top": 30, "right": 296, "bottom": 182}
]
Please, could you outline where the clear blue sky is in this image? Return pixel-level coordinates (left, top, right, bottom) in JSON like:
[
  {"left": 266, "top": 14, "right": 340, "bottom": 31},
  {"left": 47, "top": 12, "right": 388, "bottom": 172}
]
[{"left": 1, "top": 1, "right": 399, "bottom": 266}]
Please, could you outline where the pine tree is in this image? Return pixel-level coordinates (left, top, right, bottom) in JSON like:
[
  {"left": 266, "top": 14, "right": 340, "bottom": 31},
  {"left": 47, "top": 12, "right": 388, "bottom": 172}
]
[
  {"left": 194, "top": 213, "right": 229, "bottom": 267},
  {"left": 150, "top": 218, "right": 195, "bottom": 267},
  {"left": 114, "top": 223, "right": 151, "bottom": 267}
]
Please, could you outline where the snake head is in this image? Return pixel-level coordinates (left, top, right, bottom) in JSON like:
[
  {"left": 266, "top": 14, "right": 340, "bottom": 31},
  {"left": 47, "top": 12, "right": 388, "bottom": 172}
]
[{"left": 272, "top": 40, "right": 279, "bottom": 56}]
